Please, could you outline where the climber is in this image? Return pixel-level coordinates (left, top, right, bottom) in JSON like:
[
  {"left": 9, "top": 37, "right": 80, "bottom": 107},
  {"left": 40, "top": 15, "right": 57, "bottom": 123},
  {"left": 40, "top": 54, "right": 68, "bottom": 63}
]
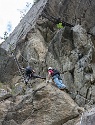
[
  {"left": 47, "top": 67, "right": 69, "bottom": 92},
  {"left": 25, "top": 66, "right": 46, "bottom": 85}
]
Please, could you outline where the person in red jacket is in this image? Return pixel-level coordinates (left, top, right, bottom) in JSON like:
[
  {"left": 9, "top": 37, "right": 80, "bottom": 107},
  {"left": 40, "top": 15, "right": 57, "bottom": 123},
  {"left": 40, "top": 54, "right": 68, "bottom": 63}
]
[{"left": 47, "top": 67, "right": 66, "bottom": 90}]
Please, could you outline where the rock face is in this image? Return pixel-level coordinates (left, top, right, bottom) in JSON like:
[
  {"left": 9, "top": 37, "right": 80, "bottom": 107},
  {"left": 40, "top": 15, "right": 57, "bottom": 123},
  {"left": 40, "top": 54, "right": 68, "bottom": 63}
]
[
  {"left": 47, "top": 0, "right": 95, "bottom": 33},
  {"left": 81, "top": 108, "right": 95, "bottom": 125},
  {"left": 0, "top": 0, "right": 95, "bottom": 124},
  {"left": 0, "top": 82, "right": 80, "bottom": 125}
]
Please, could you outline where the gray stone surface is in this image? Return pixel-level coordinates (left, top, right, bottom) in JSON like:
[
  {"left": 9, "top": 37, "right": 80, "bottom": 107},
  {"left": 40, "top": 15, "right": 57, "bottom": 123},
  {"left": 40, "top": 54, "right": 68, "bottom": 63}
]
[{"left": 0, "top": 0, "right": 95, "bottom": 124}]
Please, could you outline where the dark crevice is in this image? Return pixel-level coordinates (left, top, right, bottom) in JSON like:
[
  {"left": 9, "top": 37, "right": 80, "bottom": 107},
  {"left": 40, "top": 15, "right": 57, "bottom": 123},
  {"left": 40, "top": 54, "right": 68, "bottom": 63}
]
[
  {"left": 85, "top": 87, "right": 90, "bottom": 104},
  {"left": 69, "top": 68, "right": 75, "bottom": 83}
]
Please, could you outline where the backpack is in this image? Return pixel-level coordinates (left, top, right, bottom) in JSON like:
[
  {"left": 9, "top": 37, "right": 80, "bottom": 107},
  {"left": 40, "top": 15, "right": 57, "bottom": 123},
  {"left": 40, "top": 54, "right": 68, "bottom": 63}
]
[{"left": 51, "top": 69, "right": 60, "bottom": 77}]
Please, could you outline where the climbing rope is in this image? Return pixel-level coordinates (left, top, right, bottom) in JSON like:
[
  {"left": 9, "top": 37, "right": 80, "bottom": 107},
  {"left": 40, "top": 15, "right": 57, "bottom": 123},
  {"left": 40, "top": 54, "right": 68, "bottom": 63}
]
[
  {"left": 20, "top": 54, "right": 30, "bottom": 66},
  {"left": 12, "top": 52, "right": 25, "bottom": 81},
  {"left": 8, "top": 43, "right": 27, "bottom": 83}
]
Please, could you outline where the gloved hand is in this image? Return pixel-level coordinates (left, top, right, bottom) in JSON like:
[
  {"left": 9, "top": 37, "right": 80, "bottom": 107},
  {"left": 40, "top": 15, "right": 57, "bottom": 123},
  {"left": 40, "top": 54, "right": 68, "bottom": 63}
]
[{"left": 46, "top": 80, "right": 49, "bottom": 83}]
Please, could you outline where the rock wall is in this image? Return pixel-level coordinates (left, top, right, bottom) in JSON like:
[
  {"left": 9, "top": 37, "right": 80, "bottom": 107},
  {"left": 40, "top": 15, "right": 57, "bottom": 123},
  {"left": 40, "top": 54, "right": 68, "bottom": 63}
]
[{"left": 0, "top": 0, "right": 95, "bottom": 124}]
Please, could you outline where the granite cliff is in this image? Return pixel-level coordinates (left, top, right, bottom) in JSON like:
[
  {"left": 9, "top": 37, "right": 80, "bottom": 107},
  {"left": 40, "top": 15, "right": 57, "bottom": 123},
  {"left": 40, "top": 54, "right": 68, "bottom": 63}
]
[{"left": 0, "top": 0, "right": 95, "bottom": 124}]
